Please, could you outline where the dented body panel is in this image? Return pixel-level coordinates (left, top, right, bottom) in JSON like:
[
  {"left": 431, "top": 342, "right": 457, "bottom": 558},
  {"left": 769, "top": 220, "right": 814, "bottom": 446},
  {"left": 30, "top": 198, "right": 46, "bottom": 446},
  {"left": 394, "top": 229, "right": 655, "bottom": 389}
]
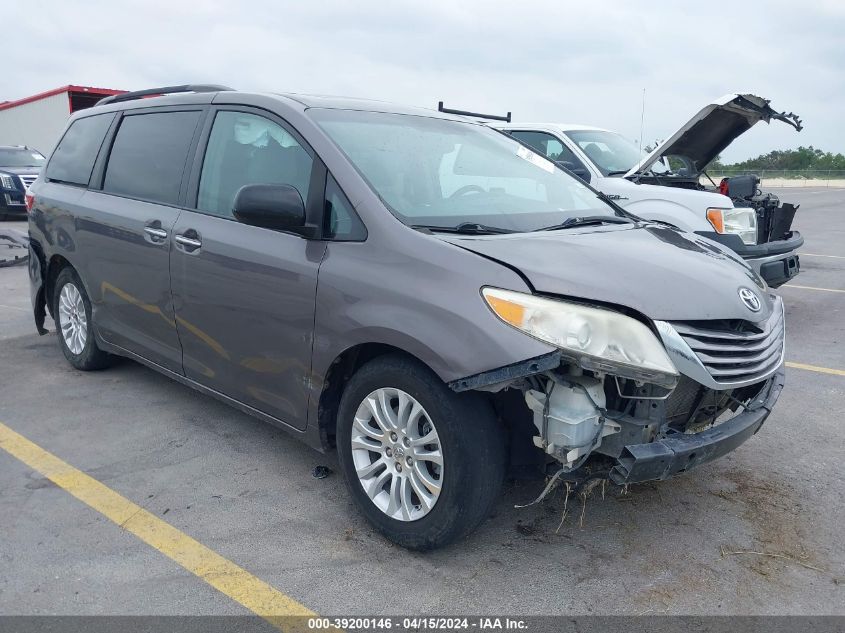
[{"left": 439, "top": 224, "right": 772, "bottom": 322}]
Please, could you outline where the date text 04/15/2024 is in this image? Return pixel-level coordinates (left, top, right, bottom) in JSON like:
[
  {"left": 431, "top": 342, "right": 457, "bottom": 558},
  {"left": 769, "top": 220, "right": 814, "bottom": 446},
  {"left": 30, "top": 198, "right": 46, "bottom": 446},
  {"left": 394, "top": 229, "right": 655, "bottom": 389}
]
[{"left": 307, "top": 617, "right": 528, "bottom": 630}]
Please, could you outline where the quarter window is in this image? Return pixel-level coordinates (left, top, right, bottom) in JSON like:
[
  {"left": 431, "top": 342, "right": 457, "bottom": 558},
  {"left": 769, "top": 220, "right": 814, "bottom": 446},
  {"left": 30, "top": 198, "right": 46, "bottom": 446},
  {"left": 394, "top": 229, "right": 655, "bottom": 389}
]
[
  {"left": 46, "top": 114, "right": 114, "bottom": 186},
  {"left": 197, "top": 111, "right": 313, "bottom": 218},
  {"left": 324, "top": 175, "right": 366, "bottom": 241},
  {"left": 103, "top": 111, "right": 201, "bottom": 205}
]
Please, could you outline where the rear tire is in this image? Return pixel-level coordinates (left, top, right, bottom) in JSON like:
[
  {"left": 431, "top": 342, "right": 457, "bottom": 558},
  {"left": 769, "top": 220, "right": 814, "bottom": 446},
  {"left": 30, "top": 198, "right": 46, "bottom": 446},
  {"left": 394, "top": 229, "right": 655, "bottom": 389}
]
[
  {"left": 336, "top": 354, "right": 506, "bottom": 550},
  {"left": 53, "top": 267, "right": 112, "bottom": 370}
]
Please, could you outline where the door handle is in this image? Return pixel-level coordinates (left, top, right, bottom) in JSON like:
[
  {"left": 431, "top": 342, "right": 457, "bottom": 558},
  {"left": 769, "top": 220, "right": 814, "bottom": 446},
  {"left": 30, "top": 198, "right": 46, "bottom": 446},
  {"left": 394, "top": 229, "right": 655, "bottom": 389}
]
[
  {"left": 174, "top": 234, "right": 202, "bottom": 250},
  {"left": 143, "top": 226, "right": 168, "bottom": 240}
]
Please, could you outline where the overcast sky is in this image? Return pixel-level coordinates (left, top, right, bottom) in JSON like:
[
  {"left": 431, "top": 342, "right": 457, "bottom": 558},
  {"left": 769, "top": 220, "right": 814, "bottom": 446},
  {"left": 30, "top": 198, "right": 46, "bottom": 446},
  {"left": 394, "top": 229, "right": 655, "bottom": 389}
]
[{"left": 6, "top": 0, "right": 844, "bottom": 162}]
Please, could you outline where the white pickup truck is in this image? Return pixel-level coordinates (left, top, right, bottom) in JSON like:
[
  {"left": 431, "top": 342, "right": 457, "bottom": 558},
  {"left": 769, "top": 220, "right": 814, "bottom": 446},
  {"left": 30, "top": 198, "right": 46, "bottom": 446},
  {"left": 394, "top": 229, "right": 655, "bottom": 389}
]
[{"left": 497, "top": 94, "right": 804, "bottom": 287}]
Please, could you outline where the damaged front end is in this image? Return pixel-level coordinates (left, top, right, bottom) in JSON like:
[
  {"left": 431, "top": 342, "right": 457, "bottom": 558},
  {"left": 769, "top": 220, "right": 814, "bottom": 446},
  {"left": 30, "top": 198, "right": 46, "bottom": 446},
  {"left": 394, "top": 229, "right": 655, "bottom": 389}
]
[
  {"left": 714, "top": 174, "right": 803, "bottom": 286},
  {"left": 450, "top": 291, "right": 785, "bottom": 486}
]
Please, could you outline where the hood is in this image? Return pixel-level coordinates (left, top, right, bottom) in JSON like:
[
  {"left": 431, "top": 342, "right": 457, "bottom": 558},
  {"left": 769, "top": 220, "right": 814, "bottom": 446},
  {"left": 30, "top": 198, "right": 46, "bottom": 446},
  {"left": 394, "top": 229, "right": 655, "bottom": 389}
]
[
  {"left": 441, "top": 224, "right": 775, "bottom": 322},
  {"left": 0, "top": 165, "right": 42, "bottom": 176},
  {"left": 625, "top": 94, "right": 802, "bottom": 178}
]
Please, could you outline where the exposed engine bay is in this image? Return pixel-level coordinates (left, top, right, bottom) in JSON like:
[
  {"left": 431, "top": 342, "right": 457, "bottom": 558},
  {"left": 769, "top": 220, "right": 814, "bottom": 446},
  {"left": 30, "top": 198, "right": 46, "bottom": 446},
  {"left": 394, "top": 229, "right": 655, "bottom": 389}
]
[
  {"left": 718, "top": 174, "right": 799, "bottom": 245},
  {"left": 514, "top": 367, "right": 772, "bottom": 483}
]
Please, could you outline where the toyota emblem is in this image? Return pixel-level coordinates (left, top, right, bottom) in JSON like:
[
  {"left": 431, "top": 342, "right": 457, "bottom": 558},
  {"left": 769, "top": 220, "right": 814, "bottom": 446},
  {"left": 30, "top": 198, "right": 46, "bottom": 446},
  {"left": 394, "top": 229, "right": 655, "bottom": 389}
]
[{"left": 738, "top": 287, "right": 761, "bottom": 312}]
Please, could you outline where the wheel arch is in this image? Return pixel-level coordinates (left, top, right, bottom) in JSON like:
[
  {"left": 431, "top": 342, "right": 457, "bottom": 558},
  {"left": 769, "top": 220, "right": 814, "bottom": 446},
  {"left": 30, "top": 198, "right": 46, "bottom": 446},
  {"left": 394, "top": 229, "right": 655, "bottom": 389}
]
[
  {"left": 44, "top": 254, "right": 75, "bottom": 319},
  {"left": 315, "top": 342, "right": 441, "bottom": 450}
]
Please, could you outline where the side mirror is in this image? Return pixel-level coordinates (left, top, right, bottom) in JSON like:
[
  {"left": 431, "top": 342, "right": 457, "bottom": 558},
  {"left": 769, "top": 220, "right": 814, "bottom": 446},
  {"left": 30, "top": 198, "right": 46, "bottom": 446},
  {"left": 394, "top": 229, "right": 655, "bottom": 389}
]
[
  {"left": 555, "top": 160, "right": 591, "bottom": 183},
  {"left": 233, "top": 184, "right": 312, "bottom": 234}
]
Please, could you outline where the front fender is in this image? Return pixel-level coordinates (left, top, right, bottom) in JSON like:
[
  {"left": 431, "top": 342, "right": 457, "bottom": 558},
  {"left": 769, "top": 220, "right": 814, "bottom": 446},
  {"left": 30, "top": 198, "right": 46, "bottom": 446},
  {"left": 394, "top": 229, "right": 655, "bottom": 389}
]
[
  {"left": 322, "top": 325, "right": 452, "bottom": 381},
  {"left": 311, "top": 239, "right": 555, "bottom": 388}
]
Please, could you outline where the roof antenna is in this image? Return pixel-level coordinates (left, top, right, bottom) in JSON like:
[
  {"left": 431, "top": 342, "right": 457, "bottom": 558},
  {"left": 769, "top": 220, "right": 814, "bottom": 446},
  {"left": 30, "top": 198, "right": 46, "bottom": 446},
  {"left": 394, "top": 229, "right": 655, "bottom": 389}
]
[{"left": 638, "top": 87, "right": 646, "bottom": 154}]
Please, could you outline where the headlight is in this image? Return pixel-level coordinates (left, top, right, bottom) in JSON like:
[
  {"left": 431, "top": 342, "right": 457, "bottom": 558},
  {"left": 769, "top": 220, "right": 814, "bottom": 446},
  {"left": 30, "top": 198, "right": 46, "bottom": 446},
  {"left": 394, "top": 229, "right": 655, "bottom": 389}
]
[
  {"left": 0, "top": 174, "right": 14, "bottom": 190},
  {"left": 707, "top": 207, "right": 757, "bottom": 245},
  {"left": 482, "top": 287, "right": 678, "bottom": 388}
]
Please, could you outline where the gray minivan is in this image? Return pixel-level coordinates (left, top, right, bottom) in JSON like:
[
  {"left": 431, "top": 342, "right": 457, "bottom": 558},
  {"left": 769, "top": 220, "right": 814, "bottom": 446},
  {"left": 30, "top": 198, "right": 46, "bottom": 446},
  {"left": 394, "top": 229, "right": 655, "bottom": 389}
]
[{"left": 27, "top": 85, "right": 785, "bottom": 550}]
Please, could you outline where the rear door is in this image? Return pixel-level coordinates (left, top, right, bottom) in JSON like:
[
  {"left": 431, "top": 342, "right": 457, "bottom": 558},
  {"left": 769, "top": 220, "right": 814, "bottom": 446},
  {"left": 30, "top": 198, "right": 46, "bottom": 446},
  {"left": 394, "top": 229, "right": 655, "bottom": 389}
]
[
  {"left": 81, "top": 107, "right": 204, "bottom": 372},
  {"left": 170, "top": 107, "right": 326, "bottom": 429}
]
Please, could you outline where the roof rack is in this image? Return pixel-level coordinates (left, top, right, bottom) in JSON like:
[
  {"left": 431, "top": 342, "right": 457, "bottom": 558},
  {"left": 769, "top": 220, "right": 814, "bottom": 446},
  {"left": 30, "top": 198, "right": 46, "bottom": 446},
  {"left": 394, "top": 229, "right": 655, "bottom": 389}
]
[
  {"left": 97, "top": 84, "right": 235, "bottom": 106},
  {"left": 437, "top": 101, "right": 511, "bottom": 123}
]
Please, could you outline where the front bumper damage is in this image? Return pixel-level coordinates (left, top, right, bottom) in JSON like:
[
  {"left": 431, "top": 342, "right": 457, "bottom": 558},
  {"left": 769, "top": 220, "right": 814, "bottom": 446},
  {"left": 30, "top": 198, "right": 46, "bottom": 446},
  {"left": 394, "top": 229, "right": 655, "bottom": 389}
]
[
  {"left": 449, "top": 347, "right": 785, "bottom": 486},
  {"left": 610, "top": 365, "right": 784, "bottom": 484},
  {"left": 448, "top": 351, "right": 564, "bottom": 392}
]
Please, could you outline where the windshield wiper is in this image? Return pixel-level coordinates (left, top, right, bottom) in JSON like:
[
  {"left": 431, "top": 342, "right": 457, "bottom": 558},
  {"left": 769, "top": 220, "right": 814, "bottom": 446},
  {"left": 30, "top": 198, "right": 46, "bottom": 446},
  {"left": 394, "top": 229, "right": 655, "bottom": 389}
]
[
  {"left": 412, "top": 222, "right": 513, "bottom": 235},
  {"left": 532, "top": 215, "right": 635, "bottom": 232},
  {"left": 606, "top": 170, "right": 630, "bottom": 176}
]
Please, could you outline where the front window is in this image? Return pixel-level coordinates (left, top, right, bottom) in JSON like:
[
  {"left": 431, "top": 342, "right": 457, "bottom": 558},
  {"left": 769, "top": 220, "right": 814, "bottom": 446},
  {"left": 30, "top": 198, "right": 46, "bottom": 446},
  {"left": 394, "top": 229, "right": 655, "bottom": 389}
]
[
  {"left": 0, "top": 148, "right": 46, "bottom": 168},
  {"left": 310, "top": 110, "right": 616, "bottom": 233},
  {"left": 564, "top": 130, "right": 647, "bottom": 176},
  {"left": 197, "top": 111, "right": 313, "bottom": 218}
]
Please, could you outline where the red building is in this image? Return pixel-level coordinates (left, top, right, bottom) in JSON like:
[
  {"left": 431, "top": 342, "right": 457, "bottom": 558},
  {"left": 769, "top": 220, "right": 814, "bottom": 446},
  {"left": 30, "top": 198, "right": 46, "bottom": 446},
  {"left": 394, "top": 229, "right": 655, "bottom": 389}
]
[{"left": 0, "top": 85, "right": 126, "bottom": 155}]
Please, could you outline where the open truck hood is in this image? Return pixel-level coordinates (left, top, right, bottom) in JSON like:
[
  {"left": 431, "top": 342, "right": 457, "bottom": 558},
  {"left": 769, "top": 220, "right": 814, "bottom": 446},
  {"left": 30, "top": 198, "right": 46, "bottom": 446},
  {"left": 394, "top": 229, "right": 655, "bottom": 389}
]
[
  {"left": 441, "top": 224, "right": 775, "bottom": 322},
  {"left": 624, "top": 94, "right": 802, "bottom": 178}
]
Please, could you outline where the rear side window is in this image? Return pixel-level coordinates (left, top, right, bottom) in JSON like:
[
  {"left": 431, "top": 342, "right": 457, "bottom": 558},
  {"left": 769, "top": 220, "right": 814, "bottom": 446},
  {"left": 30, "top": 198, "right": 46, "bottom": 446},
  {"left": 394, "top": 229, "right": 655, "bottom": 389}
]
[
  {"left": 103, "top": 111, "right": 201, "bottom": 205},
  {"left": 46, "top": 114, "right": 114, "bottom": 186}
]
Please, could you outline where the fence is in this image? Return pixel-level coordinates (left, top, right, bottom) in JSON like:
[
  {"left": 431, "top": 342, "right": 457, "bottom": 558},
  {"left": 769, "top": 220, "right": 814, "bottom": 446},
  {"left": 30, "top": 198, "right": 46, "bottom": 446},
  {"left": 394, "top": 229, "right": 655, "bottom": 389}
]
[{"left": 705, "top": 169, "right": 845, "bottom": 188}]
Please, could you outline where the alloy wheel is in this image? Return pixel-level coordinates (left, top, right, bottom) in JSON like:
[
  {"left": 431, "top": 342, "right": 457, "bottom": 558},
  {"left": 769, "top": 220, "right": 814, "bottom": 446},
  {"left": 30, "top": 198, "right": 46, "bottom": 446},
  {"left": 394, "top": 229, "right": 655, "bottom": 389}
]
[
  {"left": 350, "top": 387, "right": 443, "bottom": 521},
  {"left": 58, "top": 282, "right": 88, "bottom": 355}
]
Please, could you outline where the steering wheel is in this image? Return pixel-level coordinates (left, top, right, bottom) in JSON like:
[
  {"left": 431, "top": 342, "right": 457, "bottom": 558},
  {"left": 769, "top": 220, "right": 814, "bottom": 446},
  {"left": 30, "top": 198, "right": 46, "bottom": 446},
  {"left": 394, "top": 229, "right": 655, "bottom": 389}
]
[{"left": 449, "top": 184, "right": 486, "bottom": 199}]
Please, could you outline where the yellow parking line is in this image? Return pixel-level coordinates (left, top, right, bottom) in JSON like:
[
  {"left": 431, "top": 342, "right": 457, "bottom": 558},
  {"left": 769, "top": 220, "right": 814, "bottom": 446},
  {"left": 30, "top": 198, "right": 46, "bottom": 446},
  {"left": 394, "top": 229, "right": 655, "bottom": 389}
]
[
  {"left": 801, "top": 253, "right": 845, "bottom": 259},
  {"left": 781, "top": 284, "right": 845, "bottom": 294},
  {"left": 786, "top": 362, "right": 845, "bottom": 377},
  {"left": 0, "top": 420, "right": 318, "bottom": 631}
]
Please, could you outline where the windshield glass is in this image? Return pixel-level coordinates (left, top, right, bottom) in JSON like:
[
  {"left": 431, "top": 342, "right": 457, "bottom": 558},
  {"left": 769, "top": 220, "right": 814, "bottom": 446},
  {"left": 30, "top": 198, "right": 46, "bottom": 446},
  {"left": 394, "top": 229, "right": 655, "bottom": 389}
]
[
  {"left": 563, "top": 130, "right": 647, "bottom": 176},
  {"left": 310, "top": 110, "right": 616, "bottom": 232},
  {"left": 0, "top": 148, "right": 46, "bottom": 168}
]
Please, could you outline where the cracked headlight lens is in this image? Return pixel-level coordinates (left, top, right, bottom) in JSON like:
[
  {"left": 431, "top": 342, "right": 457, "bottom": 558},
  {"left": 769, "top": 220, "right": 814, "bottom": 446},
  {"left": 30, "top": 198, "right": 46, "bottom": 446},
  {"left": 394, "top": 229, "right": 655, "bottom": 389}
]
[{"left": 482, "top": 287, "right": 678, "bottom": 387}]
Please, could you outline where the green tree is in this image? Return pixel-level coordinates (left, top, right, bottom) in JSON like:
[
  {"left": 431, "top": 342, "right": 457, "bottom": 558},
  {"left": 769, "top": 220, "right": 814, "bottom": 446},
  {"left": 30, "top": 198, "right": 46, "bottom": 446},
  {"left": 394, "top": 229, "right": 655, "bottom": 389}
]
[{"left": 712, "top": 146, "right": 845, "bottom": 171}]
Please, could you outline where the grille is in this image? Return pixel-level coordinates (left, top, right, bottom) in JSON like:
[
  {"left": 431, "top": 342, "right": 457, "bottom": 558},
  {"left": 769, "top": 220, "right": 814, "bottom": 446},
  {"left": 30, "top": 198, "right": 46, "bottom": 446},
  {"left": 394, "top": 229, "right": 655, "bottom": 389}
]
[
  {"left": 670, "top": 302, "right": 784, "bottom": 386},
  {"left": 663, "top": 375, "right": 766, "bottom": 431},
  {"left": 18, "top": 174, "right": 37, "bottom": 190}
]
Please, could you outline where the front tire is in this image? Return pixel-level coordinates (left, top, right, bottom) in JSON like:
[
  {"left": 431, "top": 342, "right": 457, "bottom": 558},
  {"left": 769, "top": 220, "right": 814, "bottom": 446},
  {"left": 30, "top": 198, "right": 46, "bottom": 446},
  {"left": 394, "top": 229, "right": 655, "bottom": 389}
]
[
  {"left": 336, "top": 354, "right": 506, "bottom": 550},
  {"left": 53, "top": 267, "right": 112, "bottom": 370}
]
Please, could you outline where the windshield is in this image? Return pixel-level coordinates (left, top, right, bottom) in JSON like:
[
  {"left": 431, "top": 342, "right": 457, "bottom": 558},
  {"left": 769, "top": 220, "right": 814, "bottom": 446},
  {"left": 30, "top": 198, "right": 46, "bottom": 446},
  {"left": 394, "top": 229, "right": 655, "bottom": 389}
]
[
  {"left": 310, "top": 110, "right": 616, "bottom": 232},
  {"left": 0, "top": 148, "right": 46, "bottom": 168},
  {"left": 563, "top": 130, "right": 647, "bottom": 176}
]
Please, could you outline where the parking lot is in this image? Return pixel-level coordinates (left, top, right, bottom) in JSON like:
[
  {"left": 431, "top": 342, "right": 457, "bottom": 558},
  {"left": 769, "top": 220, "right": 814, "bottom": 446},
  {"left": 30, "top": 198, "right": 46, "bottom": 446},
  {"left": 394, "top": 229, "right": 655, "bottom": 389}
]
[{"left": 0, "top": 186, "right": 843, "bottom": 618}]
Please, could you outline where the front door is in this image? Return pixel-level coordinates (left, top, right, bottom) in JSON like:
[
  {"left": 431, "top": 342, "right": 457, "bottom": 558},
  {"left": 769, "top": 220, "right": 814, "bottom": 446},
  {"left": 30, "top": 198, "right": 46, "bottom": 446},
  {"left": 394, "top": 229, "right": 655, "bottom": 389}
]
[{"left": 170, "top": 109, "right": 325, "bottom": 429}]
